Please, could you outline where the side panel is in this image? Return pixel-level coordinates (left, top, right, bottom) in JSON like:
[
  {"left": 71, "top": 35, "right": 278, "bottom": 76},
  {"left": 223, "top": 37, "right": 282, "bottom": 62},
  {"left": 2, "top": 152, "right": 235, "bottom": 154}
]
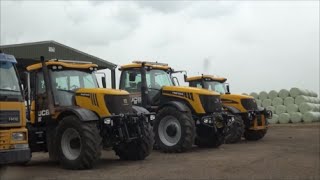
[
  {"left": 162, "top": 90, "right": 205, "bottom": 114},
  {"left": 56, "top": 107, "right": 99, "bottom": 121}
]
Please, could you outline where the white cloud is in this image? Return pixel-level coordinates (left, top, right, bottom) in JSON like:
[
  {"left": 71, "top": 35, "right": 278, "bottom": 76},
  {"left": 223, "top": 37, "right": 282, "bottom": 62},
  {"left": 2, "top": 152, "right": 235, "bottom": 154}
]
[{"left": 1, "top": 1, "right": 319, "bottom": 94}]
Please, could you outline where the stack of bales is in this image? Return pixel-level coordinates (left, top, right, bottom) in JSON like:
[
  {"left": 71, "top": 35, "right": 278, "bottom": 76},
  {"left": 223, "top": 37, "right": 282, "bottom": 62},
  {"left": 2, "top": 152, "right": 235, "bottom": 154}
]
[{"left": 249, "top": 88, "right": 320, "bottom": 124}]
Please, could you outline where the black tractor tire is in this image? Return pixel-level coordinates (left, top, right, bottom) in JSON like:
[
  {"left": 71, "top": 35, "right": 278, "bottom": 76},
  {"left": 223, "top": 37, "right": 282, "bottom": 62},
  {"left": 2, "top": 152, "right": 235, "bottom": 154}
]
[
  {"left": 154, "top": 106, "right": 195, "bottom": 153},
  {"left": 47, "top": 127, "right": 59, "bottom": 162},
  {"left": 113, "top": 122, "right": 154, "bottom": 160},
  {"left": 195, "top": 125, "right": 224, "bottom": 148},
  {"left": 225, "top": 115, "right": 245, "bottom": 144},
  {"left": 56, "top": 116, "right": 102, "bottom": 170},
  {"left": 244, "top": 129, "right": 268, "bottom": 141}
]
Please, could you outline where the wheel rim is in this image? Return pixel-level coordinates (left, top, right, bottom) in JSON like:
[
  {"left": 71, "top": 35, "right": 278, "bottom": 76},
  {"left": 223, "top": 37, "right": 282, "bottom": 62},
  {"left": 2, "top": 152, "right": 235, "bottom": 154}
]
[
  {"left": 158, "top": 115, "right": 181, "bottom": 146},
  {"left": 61, "top": 128, "right": 82, "bottom": 160}
]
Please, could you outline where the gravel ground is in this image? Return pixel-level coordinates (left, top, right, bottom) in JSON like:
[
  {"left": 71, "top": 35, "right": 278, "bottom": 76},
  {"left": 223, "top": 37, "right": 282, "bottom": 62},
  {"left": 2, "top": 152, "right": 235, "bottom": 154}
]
[{"left": 1, "top": 123, "right": 319, "bottom": 180}]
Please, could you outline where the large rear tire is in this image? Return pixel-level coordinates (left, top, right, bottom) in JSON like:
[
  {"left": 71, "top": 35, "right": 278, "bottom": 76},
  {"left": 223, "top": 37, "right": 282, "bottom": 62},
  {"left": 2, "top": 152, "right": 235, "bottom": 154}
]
[
  {"left": 154, "top": 106, "right": 195, "bottom": 153},
  {"left": 56, "top": 116, "right": 102, "bottom": 170},
  {"left": 225, "top": 115, "right": 245, "bottom": 144},
  {"left": 113, "top": 122, "right": 154, "bottom": 160},
  {"left": 244, "top": 129, "right": 267, "bottom": 141}
]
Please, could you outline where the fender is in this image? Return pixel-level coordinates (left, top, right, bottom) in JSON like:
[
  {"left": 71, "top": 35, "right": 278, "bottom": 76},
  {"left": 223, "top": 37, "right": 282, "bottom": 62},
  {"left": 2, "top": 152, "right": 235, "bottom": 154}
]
[
  {"left": 223, "top": 105, "right": 241, "bottom": 114},
  {"left": 132, "top": 105, "right": 150, "bottom": 115},
  {"left": 159, "top": 101, "right": 190, "bottom": 112},
  {"left": 58, "top": 107, "right": 99, "bottom": 121}
]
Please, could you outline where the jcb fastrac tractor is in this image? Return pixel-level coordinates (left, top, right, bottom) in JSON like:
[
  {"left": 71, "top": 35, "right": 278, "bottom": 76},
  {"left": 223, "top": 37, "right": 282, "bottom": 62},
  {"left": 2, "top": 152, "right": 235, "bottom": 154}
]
[
  {"left": 19, "top": 57, "right": 154, "bottom": 170},
  {"left": 186, "top": 75, "right": 272, "bottom": 142},
  {"left": 0, "top": 52, "right": 31, "bottom": 165},
  {"left": 119, "top": 61, "right": 235, "bottom": 153}
]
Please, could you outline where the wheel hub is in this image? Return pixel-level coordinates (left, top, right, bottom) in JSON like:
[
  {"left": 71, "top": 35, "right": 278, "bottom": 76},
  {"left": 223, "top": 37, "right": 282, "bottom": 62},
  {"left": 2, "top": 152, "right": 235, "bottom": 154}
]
[
  {"left": 158, "top": 115, "right": 182, "bottom": 146},
  {"left": 166, "top": 124, "right": 178, "bottom": 137}
]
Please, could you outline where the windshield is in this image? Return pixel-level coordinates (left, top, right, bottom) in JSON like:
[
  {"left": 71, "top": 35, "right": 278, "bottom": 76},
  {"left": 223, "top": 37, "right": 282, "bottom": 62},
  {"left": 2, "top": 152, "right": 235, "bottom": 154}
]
[
  {"left": 148, "top": 69, "right": 173, "bottom": 89},
  {"left": 51, "top": 69, "right": 98, "bottom": 91},
  {"left": 203, "top": 81, "right": 226, "bottom": 94},
  {"left": 120, "top": 69, "right": 173, "bottom": 93},
  {"left": 0, "top": 61, "right": 22, "bottom": 96}
]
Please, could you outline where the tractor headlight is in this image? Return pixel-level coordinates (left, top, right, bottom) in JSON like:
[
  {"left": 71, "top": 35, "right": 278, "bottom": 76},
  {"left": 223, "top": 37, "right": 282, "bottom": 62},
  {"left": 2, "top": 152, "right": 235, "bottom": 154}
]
[
  {"left": 14, "top": 144, "right": 29, "bottom": 149},
  {"left": 12, "top": 132, "right": 26, "bottom": 141},
  {"left": 150, "top": 115, "right": 156, "bottom": 121},
  {"left": 203, "top": 117, "right": 212, "bottom": 124},
  {"left": 104, "top": 118, "right": 112, "bottom": 125}
]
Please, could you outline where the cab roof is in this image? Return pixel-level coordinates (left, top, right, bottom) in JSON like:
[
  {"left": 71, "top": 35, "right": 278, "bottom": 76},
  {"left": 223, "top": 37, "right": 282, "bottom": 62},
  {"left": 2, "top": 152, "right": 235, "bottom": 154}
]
[
  {"left": 0, "top": 53, "right": 17, "bottom": 64},
  {"left": 26, "top": 59, "right": 98, "bottom": 71},
  {"left": 119, "top": 61, "right": 172, "bottom": 71},
  {"left": 186, "top": 75, "right": 227, "bottom": 83}
]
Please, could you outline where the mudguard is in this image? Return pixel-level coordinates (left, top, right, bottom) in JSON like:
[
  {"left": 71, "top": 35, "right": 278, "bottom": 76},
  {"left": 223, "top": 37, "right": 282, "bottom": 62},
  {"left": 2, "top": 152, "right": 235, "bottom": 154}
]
[
  {"left": 159, "top": 101, "right": 190, "bottom": 112},
  {"left": 223, "top": 105, "right": 241, "bottom": 114},
  {"left": 58, "top": 107, "right": 99, "bottom": 121},
  {"left": 132, "top": 105, "right": 150, "bottom": 115}
]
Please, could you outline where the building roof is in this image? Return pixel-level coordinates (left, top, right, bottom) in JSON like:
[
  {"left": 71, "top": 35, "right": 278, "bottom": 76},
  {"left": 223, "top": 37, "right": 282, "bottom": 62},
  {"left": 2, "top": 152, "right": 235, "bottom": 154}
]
[{"left": 0, "top": 40, "right": 116, "bottom": 70}]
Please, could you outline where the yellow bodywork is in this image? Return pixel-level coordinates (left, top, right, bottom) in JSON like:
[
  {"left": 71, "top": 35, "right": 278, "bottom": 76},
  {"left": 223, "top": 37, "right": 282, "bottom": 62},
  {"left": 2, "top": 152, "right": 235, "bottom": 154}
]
[
  {"left": 0, "top": 102, "right": 28, "bottom": 150},
  {"left": 187, "top": 75, "right": 268, "bottom": 130},
  {"left": 72, "top": 88, "right": 130, "bottom": 118},
  {"left": 27, "top": 61, "right": 98, "bottom": 71},
  {"left": 186, "top": 75, "right": 227, "bottom": 83},
  {"left": 221, "top": 94, "right": 267, "bottom": 130},
  {"left": 162, "top": 86, "right": 219, "bottom": 114},
  {"left": 119, "top": 62, "right": 171, "bottom": 71}
]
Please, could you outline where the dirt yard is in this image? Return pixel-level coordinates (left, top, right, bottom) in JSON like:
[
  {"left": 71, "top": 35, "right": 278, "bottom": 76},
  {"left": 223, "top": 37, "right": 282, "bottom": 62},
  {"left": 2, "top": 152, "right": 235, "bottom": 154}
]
[{"left": 1, "top": 123, "right": 319, "bottom": 180}]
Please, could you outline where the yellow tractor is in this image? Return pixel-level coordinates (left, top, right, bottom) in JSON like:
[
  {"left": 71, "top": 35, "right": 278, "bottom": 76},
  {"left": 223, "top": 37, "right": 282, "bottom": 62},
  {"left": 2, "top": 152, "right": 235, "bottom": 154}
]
[
  {"left": 119, "top": 61, "right": 235, "bottom": 152},
  {"left": 18, "top": 57, "right": 154, "bottom": 169},
  {"left": 186, "top": 75, "right": 272, "bottom": 142},
  {"left": 0, "top": 52, "right": 31, "bottom": 165}
]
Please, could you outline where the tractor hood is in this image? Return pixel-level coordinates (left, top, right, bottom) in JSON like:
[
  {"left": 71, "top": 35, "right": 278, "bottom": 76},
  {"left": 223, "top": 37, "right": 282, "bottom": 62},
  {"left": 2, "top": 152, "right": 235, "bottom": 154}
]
[
  {"left": 221, "top": 94, "right": 254, "bottom": 101},
  {"left": 162, "top": 86, "right": 219, "bottom": 96},
  {"left": 76, "top": 88, "right": 130, "bottom": 96}
]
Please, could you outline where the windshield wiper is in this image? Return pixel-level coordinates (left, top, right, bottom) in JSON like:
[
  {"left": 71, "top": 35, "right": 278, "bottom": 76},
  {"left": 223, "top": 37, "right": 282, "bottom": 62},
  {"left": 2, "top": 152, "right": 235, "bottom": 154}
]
[{"left": 0, "top": 88, "right": 21, "bottom": 92}]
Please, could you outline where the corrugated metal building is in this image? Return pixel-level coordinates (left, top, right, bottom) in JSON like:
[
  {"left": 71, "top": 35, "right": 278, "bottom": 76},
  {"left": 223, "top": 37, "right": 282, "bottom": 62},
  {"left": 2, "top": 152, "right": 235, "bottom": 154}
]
[{"left": 0, "top": 40, "right": 117, "bottom": 88}]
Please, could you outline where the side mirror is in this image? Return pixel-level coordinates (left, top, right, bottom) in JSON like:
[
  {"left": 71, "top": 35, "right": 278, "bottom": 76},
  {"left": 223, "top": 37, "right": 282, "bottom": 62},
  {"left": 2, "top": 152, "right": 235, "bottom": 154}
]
[
  {"left": 226, "top": 83, "right": 231, "bottom": 94},
  {"left": 172, "top": 77, "right": 180, "bottom": 86},
  {"left": 129, "top": 73, "right": 136, "bottom": 81},
  {"left": 101, "top": 77, "right": 106, "bottom": 88}
]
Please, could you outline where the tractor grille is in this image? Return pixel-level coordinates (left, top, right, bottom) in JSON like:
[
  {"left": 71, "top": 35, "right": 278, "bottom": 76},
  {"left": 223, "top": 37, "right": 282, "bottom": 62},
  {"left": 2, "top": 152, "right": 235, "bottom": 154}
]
[
  {"left": 241, "top": 99, "right": 258, "bottom": 111},
  {"left": 199, "top": 95, "right": 222, "bottom": 113},
  {"left": 0, "top": 110, "right": 20, "bottom": 124},
  {"left": 104, "top": 95, "right": 133, "bottom": 114}
]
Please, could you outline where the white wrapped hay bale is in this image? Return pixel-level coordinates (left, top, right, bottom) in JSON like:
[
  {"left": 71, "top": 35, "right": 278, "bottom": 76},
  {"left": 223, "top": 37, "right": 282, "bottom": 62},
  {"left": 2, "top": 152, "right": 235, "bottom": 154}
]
[
  {"left": 262, "top": 99, "right": 272, "bottom": 108},
  {"left": 310, "top": 90, "right": 318, "bottom": 97},
  {"left": 268, "top": 90, "right": 278, "bottom": 100},
  {"left": 289, "top": 112, "right": 302, "bottom": 123},
  {"left": 272, "top": 97, "right": 283, "bottom": 106},
  {"left": 249, "top": 92, "right": 259, "bottom": 99},
  {"left": 287, "top": 104, "right": 299, "bottom": 113},
  {"left": 279, "top": 113, "right": 290, "bottom": 124},
  {"left": 290, "top": 88, "right": 310, "bottom": 98},
  {"left": 284, "top": 97, "right": 295, "bottom": 106},
  {"left": 295, "top": 95, "right": 316, "bottom": 105},
  {"left": 266, "top": 106, "right": 275, "bottom": 114},
  {"left": 259, "top": 91, "right": 268, "bottom": 100},
  {"left": 275, "top": 105, "right": 287, "bottom": 114},
  {"left": 279, "top": 89, "right": 290, "bottom": 99},
  {"left": 302, "top": 112, "right": 320, "bottom": 123},
  {"left": 299, "top": 103, "right": 319, "bottom": 113},
  {"left": 268, "top": 114, "right": 279, "bottom": 124},
  {"left": 256, "top": 99, "right": 262, "bottom": 107}
]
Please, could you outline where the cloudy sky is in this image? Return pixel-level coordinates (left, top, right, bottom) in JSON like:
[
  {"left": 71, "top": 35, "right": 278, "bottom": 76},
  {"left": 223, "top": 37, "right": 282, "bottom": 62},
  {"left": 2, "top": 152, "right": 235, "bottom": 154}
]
[{"left": 1, "top": 1, "right": 319, "bottom": 94}]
